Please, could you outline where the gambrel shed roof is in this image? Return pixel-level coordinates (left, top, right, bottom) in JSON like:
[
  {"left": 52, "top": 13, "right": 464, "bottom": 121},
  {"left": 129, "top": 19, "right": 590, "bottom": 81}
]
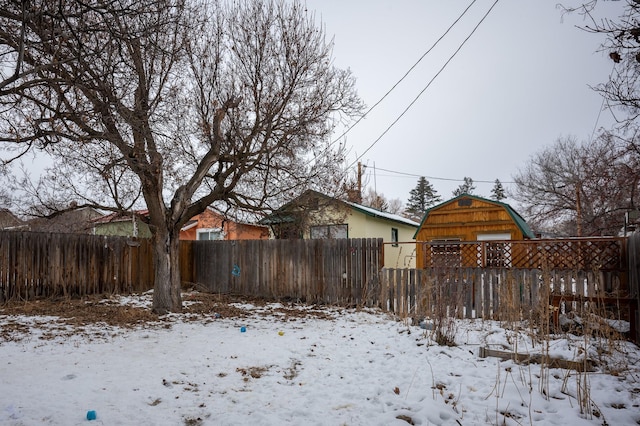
[{"left": 413, "top": 194, "right": 535, "bottom": 241}]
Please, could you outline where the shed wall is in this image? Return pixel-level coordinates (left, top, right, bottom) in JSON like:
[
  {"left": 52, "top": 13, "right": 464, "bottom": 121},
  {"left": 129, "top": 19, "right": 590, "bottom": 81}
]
[
  {"left": 416, "top": 198, "right": 525, "bottom": 242},
  {"left": 415, "top": 198, "right": 527, "bottom": 269}
]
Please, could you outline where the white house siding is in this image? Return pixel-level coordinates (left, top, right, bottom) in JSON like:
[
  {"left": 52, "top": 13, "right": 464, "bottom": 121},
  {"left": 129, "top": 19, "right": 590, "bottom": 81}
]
[{"left": 348, "top": 211, "right": 417, "bottom": 268}]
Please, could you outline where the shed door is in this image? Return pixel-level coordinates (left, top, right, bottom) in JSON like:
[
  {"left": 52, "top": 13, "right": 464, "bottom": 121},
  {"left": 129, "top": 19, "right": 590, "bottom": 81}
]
[{"left": 476, "top": 233, "right": 511, "bottom": 267}]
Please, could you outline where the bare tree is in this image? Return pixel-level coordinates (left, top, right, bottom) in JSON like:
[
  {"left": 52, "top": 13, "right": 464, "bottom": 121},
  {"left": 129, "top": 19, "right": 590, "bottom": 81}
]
[
  {"left": 565, "top": 1, "right": 640, "bottom": 125},
  {"left": 0, "top": 0, "right": 363, "bottom": 313},
  {"left": 559, "top": 0, "right": 640, "bottom": 142},
  {"left": 512, "top": 133, "right": 637, "bottom": 236},
  {"left": 361, "top": 187, "right": 389, "bottom": 212},
  {"left": 386, "top": 198, "right": 404, "bottom": 216},
  {"left": 360, "top": 191, "right": 404, "bottom": 215}
]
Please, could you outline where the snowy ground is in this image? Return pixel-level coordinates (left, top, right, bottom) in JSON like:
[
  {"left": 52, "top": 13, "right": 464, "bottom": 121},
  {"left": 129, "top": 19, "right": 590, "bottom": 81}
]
[{"left": 1, "top": 291, "right": 639, "bottom": 426}]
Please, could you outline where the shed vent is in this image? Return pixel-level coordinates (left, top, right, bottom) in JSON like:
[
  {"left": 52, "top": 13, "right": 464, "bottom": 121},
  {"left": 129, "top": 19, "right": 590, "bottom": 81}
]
[{"left": 458, "top": 199, "right": 472, "bottom": 207}]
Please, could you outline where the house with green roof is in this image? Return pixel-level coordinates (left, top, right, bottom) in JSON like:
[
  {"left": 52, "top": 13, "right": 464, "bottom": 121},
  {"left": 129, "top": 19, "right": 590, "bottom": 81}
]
[{"left": 260, "top": 189, "right": 419, "bottom": 268}]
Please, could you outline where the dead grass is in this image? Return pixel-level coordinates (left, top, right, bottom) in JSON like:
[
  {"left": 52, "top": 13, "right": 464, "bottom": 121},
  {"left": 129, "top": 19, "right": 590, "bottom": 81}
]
[
  {"left": 236, "top": 365, "right": 270, "bottom": 380},
  {"left": 0, "top": 291, "right": 334, "bottom": 342},
  {"left": 0, "top": 294, "right": 157, "bottom": 327},
  {"left": 0, "top": 292, "right": 332, "bottom": 334}
]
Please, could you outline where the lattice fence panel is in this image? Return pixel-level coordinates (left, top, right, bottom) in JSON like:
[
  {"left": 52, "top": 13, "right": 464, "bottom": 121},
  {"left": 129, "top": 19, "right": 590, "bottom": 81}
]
[{"left": 419, "top": 238, "right": 625, "bottom": 270}]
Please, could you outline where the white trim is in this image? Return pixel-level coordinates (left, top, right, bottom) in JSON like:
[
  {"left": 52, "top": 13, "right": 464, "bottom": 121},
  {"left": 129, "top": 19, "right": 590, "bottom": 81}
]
[
  {"left": 196, "top": 227, "right": 224, "bottom": 240},
  {"left": 181, "top": 221, "right": 198, "bottom": 231},
  {"left": 476, "top": 233, "right": 511, "bottom": 241}
]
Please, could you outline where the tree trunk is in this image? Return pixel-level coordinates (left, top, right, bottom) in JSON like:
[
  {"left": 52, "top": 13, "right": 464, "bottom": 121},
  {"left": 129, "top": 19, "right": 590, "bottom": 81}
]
[{"left": 151, "top": 227, "right": 182, "bottom": 314}]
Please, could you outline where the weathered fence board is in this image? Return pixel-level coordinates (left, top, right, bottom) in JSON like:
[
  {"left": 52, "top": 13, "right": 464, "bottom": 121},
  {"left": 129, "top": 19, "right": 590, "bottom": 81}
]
[
  {"left": 379, "top": 267, "right": 628, "bottom": 323},
  {"left": 380, "top": 265, "right": 637, "bottom": 344},
  {"left": 0, "top": 231, "right": 156, "bottom": 301},
  {"left": 192, "top": 238, "right": 383, "bottom": 305},
  {"left": 622, "top": 232, "right": 640, "bottom": 343}
]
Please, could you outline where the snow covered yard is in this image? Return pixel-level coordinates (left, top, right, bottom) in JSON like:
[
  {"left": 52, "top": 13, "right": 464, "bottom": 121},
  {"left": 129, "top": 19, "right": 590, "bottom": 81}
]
[{"left": 1, "top": 291, "right": 639, "bottom": 426}]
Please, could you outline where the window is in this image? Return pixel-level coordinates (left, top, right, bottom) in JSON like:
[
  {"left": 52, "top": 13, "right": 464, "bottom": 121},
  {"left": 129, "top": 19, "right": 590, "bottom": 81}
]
[
  {"left": 309, "top": 224, "right": 348, "bottom": 239},
  {"left": 277, "top": 225, "right": 301, "bottom": 240},
  {"left": 391, "top": 228, "right": 399, "bottom": 247},
  {"left": 197, "top": 228, "right": 223, "bottom": 240}
]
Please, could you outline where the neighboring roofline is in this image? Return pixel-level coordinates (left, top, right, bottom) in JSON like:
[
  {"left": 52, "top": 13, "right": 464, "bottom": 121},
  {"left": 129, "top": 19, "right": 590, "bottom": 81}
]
[
  {"left": 73, "top": 206, "right": 104, "bottom": 214},
  {"left": 92, "top": 209, "right": 149, "bottom": 224},
  {"left": 3, "top": 224, "right": 30, "bottom": 230},
  {"left": 272, "top": 189, "right": 331, "bottom": 213},
  {"left": 260, "top": 188, "right": 419, "bottom": 229},
  {"left": 412, "top": 194, "right": 535, "bottom": 240},
  {"left": 346, "top": 201, "right": 419, "bottom": 228},
  {"left": 259, "top": 214, "right": 296, "bottom": 225},
  {"left": 198, "top": 206, "right": 268, "bottom": 228},
  {"left": 0, "top": 208, "right": 24, "bottom": 225},
  {"left": 93, "top": 206, "right": 267, "bottom": 229},
  {"left": 181, "top": 221, "right": 198, "bottom": 231},
  {"left": 258, "top": 189, "right": 330, "bottom": 225}
]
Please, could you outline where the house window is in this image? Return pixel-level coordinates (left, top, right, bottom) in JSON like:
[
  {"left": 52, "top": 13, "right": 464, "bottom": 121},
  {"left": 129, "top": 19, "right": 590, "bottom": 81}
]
[
  {"left": 391, "top": 228, "right": 399, "bottom": 247},
  {"left": 310, "top": 224, "right": 348, "bottom": 239},
  {"left": 197, "top": 228, "right": 223, "bottom": 240}
]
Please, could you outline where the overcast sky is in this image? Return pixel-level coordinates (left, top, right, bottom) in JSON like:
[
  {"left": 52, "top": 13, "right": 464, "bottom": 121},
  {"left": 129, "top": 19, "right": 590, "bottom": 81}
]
[{"left": 303, "top": 0, "right": 626, "bottom": 206}]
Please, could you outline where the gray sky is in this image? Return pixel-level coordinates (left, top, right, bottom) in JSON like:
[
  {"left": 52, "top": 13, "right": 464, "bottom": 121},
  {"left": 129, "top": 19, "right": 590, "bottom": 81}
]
[{"left": 304, "top": 0, "right": 625, "bottom": 205}]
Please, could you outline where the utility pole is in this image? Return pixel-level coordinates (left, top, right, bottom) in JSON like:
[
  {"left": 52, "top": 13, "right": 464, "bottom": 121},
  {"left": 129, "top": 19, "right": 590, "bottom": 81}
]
[
  {"left": 357, "top": 161, "right": 362, "bottom": 198},
  {"left": 576, "top": 184, "right": 582, "bottom": 237}
]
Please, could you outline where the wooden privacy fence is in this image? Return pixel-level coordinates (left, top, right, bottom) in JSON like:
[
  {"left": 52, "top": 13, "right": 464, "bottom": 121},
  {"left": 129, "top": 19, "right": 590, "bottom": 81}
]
[
  {"left": 0, "top": 231, "right": 155, "bottom": 301},
  {"left": 1, "top": 228, "right": 637, "bottom": 342},
  {"left": 382, "top": 237, "right": 636, "bottom": 340},
  {"left": 380, "top": 267, "right": 627, "bottom": 318},
  {"left": 0, "top": 232, "right": 381, "bottom": 304},
  {"left": 192, "top": 238, "right": 383, "bottom": 305}
]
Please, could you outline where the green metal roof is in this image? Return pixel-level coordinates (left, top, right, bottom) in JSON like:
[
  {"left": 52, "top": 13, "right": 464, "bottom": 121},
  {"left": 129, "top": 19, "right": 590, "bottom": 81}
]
[
  {"left": 260, "top": 189, "right": 419, "bottom": 229},
  {"left": 412, "top": 194, "right": 535, "bottom": 240},
  {"left": 346, "top": 202, "right": 419, "bottom": 228},
  {"left": 258, "top": 213, "right": 296, "bottom": 225}
]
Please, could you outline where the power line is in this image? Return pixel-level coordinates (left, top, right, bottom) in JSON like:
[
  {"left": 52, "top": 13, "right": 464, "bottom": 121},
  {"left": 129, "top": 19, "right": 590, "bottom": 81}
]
[
  {"left": 372, "top": 166, "right": 516, "bottom": 185},
  {"left": 347, "top": 0, "right": 500, "bottom": 170},
  {"left": 330, "top": 0, "right": 479, "bottom": 146},
  {"left": 590, "top": 62, "right": 616, "bottom": 141}
]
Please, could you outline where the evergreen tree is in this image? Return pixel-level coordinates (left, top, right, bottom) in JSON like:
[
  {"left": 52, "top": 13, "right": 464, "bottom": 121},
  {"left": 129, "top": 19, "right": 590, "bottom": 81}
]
[
  {"left": 453, "top": 177, "right": 475, "bottom": 196},
  {"left": 491, "top": 179, "right": 506, "bottom": 201},
  {"left": 406, "top": 177, "right": 441, "bottom": 219}
]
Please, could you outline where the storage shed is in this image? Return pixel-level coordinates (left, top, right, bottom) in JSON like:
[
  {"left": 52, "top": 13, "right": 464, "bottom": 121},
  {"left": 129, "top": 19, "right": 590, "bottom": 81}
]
[{"left": 414, "top": 194, "right": 535, "bottom": 269}]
